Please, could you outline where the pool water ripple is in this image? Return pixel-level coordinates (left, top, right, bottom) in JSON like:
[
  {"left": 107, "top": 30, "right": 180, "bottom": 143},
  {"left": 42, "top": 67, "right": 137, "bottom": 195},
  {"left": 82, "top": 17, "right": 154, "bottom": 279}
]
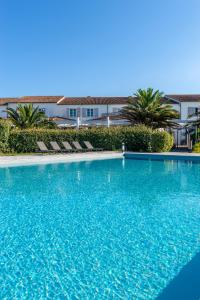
[{"left": 0, "top": 159, "right": 200, "bottom": 299}]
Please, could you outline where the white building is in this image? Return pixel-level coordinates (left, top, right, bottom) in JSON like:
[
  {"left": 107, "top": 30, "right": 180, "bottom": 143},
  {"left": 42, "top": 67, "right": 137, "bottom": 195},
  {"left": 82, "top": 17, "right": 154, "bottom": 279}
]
[
  {"left": 1, "top": 96, "right": 64, "bottom": 118},
  {"left": 164, "top": 95, "right": 200, "bottom": 145},
  {"left": 0, "top": 94, "right": 200, "bottom": 143},
  {"left": 0, "top": 96, "right": 130, "bottom": 125},
  {"left": 164, "top": 94, "right": 200, "bottom": 122}
]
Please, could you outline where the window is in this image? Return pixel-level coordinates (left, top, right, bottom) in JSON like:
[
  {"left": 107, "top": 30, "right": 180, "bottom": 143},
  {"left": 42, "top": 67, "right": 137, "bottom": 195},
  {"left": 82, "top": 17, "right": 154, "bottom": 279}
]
[
  {"left": 112, "top": 107, "right": 121, "bottom": 114},
  {"left": 39, "top": 108, "right": 46, "bottom": 113},
  {"left": 70, "top": 109, "right": 77, "bottom": 117},
  {"left": 188, "top": 107, "right": 198, "bottom": 117},
  {"left": 87, "top": 108, "right": 94, "bottom": 117}
]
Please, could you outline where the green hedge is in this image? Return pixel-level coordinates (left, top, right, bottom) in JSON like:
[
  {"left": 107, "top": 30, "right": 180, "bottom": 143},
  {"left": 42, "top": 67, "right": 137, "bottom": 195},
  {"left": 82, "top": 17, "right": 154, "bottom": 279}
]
[
  {"left": 0, "top": 120, "right": 12, "bottom": 153},
  {"left": 151, "top": 131, "right": 174, "bottom": 152},
  {"left": 193, "top": 142, "right": 200, "bottom": 153},
  {"left": 8, "top": 126, "right": 173, "bottom": 153}
]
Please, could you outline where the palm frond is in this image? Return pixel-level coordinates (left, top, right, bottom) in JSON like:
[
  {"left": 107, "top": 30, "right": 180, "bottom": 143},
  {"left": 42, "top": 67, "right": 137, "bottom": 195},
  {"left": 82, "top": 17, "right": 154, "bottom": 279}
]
[
  {"left": 121, "top": 88, "right": 179, "bottom": 129},
  {"left": 6, "top": 104, "right": 57, "bottom": 129}
]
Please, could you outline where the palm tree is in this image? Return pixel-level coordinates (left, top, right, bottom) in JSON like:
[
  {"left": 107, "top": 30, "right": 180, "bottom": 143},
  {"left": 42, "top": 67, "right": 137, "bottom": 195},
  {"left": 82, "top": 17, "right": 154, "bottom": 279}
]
[
  {"left": 6, "top": 104, "right": 56, "bottom": 129},
  {"left": 121, "top": 88, "right": 179, "bottom": 129}
]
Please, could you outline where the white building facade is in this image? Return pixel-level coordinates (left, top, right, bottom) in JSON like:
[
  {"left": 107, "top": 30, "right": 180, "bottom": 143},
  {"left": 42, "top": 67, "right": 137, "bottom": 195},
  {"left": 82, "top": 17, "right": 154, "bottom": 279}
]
[{"left": 0, "top": 94, "right": 200, "bottom": 133}]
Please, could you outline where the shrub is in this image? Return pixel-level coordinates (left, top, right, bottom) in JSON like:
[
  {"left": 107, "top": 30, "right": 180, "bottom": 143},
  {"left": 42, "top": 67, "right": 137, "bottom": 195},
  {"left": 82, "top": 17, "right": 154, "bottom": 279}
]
[
  {"left": 121, "top": 125, "right": 153, "bottom": 152},
  {"left": 0, "top": 120, "right": 12, "bottom": 153},
  {"left": 193, "top": 142, "right": 200, "bottom": 153},
  {"left": 151, "top": 130, "right": 174, "bottom": 152},
  {"left": 8, "top": 126, "right": 173, "bottom": 153}
]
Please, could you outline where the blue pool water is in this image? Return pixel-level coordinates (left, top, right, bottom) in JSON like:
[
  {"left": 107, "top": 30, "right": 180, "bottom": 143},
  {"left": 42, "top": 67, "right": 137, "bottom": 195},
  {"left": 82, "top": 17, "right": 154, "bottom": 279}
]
[{"left": 0, "top": 158, "right": 200, "bottom": 299}]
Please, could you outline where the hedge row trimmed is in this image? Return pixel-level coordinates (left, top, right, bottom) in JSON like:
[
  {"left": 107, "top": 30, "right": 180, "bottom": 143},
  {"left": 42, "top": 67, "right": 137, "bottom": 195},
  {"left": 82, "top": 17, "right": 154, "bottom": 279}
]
[
  {"left": 193, "top": 142, "right": 200, "bottom": 153},
  {"left": 8, "top": 126, "right": 173, "bottom": 153},
  {"left": 0, "top": 120, "right": 12, "bottom": 153}
]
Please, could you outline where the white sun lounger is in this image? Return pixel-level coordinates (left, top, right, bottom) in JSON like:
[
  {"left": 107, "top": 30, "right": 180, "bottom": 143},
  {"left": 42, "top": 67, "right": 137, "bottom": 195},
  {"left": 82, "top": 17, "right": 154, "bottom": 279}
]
[
  {"left": 72, "top": 141, "right": 87, "bottom": 152},
  {"left": 83, "top": 141, "right": 103, "bottom": 151},
  {"left": 37, "top": 141, "right": 53, "bottom": 153},
  {"left": 62, "top": 141, "right": 77, "bottom": 152}
]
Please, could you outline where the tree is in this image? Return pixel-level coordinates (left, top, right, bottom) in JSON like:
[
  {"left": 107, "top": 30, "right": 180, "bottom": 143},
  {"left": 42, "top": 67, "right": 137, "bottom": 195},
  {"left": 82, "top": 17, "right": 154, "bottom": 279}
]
[
  {"left": 121, "top": 88, "right": 179, "bottom": 129},
  {"left": 6, "top": 104, "right": 57, "bottom": 129}
]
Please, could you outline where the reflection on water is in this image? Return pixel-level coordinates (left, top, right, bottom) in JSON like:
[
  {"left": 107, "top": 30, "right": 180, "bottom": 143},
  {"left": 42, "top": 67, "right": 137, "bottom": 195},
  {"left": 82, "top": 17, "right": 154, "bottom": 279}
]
[
  {"left": 77, "top": 170, "right": 81, "bottom": 182},
  {"left": 107, "top": 172, "right": 111, "bottom": 183},
  {"left": 122, "top": 157, "right": 125, "bottom": 169},
  {"left": 0, "top": 159, "right": 200, "bottom": 299}
]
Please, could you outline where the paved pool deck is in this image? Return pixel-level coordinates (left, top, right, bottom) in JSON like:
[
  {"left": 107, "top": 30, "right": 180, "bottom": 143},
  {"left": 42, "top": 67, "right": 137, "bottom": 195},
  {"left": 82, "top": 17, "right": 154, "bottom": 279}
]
[
  {"left": 1, "top": 151, "right": 200, "bottom": 168},
  {"left": 0, "top": 151, "right": 123, "bottom": 168},
  {"left": 124, "top": 151, "right": 200, "bottom": 161}
]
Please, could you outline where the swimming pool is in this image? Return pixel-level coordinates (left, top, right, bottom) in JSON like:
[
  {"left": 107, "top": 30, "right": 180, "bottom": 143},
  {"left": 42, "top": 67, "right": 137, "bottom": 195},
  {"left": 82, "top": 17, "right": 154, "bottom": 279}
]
[{"left": 0, "top": 158, "right": 200, "bottom": 299}]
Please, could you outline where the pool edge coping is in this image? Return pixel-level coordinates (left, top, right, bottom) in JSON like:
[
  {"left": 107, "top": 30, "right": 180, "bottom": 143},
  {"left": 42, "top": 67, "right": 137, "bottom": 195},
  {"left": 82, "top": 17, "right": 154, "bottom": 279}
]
[
  {"left": 124, "top": 151, "right": 200, "bottom": 161},
  {"left": 0, "top": 152, "right": 123, "bottom": 168}
]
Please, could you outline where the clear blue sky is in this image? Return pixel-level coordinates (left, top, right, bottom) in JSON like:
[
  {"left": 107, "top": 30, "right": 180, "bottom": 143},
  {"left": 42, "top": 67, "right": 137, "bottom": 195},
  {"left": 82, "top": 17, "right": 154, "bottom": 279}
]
[{"left": 1, "top": 0, "right": 200, "bottom": 97}]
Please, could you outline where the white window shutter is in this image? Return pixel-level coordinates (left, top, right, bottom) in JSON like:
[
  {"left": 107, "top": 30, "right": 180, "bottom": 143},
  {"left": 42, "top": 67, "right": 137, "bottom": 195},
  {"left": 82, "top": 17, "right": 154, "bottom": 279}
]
[
  {"left": 94, "top": 108, "right": 98, "bottom": 118},
  {"left": 82, "top": 108, "right": 87, "bottom": 117},
  {"left": 77, "top": 107, "right": 80, "bottom": 117},
  {"left": 66, "top": 108, "right": 70, "bottom": 118}
]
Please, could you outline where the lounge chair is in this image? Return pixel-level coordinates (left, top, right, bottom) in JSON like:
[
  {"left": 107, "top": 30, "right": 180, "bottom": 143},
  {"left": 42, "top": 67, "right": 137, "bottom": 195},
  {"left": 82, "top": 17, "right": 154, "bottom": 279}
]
[
  {"left": 37, "top": 141, "right": 53, "bottom": 153},
  {"left": 72, "top": 141, "right": 87, "bottom": 152},
  {"left": 83, "top": 141, "right": 103, "bottom": 151},
  {"left": 62, "top": 141, "right": 77, "bottom": 152},
  {"left": 50, "top": 141, "right": 63, "bottom": 152}
]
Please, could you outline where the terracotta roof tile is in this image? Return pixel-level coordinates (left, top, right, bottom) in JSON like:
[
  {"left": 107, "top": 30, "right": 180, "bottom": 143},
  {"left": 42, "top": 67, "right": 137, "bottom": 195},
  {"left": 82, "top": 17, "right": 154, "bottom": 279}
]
[
  {"left": 58, "top": 96, "right": 178, "bottom": 105},
  {"left": 18, "top": 96, "right": 64, "bottom": 103},
  {"left": 0, "top": 98, "right": 18, "bottom": 105},
  {"left": 0, "top": 96, "right": 64, "bottom": 105},
  {"left": 0, "top": 95, "right": 199, "bottom": 106},
  {"left": 58, "top": 97, "right": 129, "bottom": 105},
  {"left": 165, "top": 95, "right": 200, "bottom": 102}
]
